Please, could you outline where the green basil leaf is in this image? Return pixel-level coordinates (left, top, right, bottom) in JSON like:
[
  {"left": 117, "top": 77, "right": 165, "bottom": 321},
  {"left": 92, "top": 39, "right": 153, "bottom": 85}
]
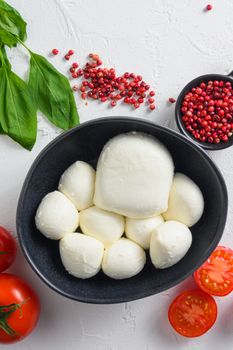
[
  {"left": 28, "top": 52, "right": 79, "bottom": 130},
  {"left": 1, "top": 45, "right": 11, "bottom": 68},
  {"left": 0, "top": 45, "right": 10, "bottom": 135},
  {"left": 0, "top": 29, "right": 17, "bottom": 47},
  {"left": 0, "top": 66, "right": 37, "bottom": 150},
  {"left": 0, "top": 123, "right": 4, "bottom": 134},
  {"left": 0, "top": 0, "right": 27, "bottom": 43}
]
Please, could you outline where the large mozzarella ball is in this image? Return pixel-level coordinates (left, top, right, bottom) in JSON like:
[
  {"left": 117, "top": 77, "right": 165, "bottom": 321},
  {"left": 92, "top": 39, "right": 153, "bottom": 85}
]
[
  {"left": 163, "top": 173, "right": 204, "bottom": 227},
  {"left": 102, "top": 238, "right": 146, "bottom": 279},
  {"left": 125, "top": 215, "right": 164, "bottom": 249},
  {"left": 80, "top": 206, "right": 124, "bottom": 248},
  {"left": 94, "top": 132, "right": 174, "bottom": 219},
  {"left": 60, "top": 233, "right": 104, "bottom": 279},
  {"left": 58, "top": 161, "right": 95, "bottom": 210},
  {"left": 35, "top": 191, "right": 79, "bottom": 240},
  {"left": 150, "top": 220, "right": 192, "bottom": 269}
]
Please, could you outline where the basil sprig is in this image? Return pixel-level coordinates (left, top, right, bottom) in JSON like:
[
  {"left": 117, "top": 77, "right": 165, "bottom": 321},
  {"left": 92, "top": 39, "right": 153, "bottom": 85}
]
[{"left": 0, "top": 0, "right": 79, "bottom": 150}]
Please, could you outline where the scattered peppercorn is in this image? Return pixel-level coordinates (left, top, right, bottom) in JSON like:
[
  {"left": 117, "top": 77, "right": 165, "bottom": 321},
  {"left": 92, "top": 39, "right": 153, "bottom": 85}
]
[
  {"left": 168, "top": 97, "right": 176, "bottom": 103},
  {"left": 52, "top": 48, "right": 59, "bottom": 55},
  {"left": 72, "top": 72, "right": 78, "bottom": 78},
  {"left": 72, "top": 85, "right": 79, "bottom": 91},
  {"left": 68, "top": 53, "right": 156, "bottom": 110},
  {"left": 111, "top": 101, "right": 117, "bottom": 107},
  {"left": 72, "top": 62, "right": 79, "bottom": 68},
  {"left": 148, "top": 98, "right": 155, "bottom": 104},
  {"left": 206, "top": 4, "right": 212, "bottom": 11},
  {"left": 150, "top": 104, "right": 155, "bottom": 110}
]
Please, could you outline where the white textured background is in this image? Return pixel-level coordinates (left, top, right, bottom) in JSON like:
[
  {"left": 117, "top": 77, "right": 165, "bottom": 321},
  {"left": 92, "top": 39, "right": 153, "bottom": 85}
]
[{"left": 1, "top": 0, "right": 233, "bottom": 349}]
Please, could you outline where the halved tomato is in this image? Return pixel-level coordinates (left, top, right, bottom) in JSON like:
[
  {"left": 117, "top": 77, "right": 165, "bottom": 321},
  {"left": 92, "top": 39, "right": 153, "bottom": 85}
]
[
  {"left": 194, "top": 246, "right": 233, "bottom": 296},
  {"left": 168, "top": 289, "right": 217, "bottom": 337}
]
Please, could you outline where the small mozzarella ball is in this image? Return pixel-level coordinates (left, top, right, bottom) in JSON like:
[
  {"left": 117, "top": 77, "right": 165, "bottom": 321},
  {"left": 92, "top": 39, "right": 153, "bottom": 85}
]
[
  {"left": 163, "top": 173, "right": 204, "bottom": 227},
  {"left": 125, "top": 215, "right": 164, "bottom": 249},
  {"left": 60, "top": 233, "right": 104, "bottom": 279},
  {"left": 35, "top": 191, "right": 79, "bottom": 240},
  {"left": 102, "top": 238, "right": 146, "bottom": 279},
  {"left": 58, "top": 161, "right": 95, "bottom": 210},
  {"left": 150, "top": 221, "right": 192, "bottom": 269},
  {"left": 80, "top": 206, "right": 124, "bottom": 248}
]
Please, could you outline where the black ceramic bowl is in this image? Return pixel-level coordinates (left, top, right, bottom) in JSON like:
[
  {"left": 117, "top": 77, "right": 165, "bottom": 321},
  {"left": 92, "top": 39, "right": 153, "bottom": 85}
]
[
  {"left": 17, "top": 117, "right": 228, "bottom": 304},
  {"left": 175, "top": 72, "right": 233, "bottom": 150}
]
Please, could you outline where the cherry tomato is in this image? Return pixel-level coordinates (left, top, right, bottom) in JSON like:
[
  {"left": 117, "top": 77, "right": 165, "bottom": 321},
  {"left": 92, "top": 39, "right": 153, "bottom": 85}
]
[
  {"left": 194, "top": 246, "right": 233, "bottom": 296},
  {"left": 0, "top": 226, "right": 17, "bottom": 272},
  {"left": 0, "top": 274, "right": 40, "bottom": 344},
  {"left": 168, "top": 289, "right": 217, "bottom": 337}
]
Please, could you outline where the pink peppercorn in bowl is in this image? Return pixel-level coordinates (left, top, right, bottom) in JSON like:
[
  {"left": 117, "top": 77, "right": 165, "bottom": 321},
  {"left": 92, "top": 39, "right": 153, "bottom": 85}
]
[{"left": 175, "top": 72, "right": 233, "bottom": 150}]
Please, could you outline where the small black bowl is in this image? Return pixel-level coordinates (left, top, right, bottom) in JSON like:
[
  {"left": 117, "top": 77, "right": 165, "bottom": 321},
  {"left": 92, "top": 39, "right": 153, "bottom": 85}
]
[
  {"left": 17, "top": 117, "right": 228, "bottom": 304},
  {"left": 175, "top": 72, "right": 233, "bottom": 150}
]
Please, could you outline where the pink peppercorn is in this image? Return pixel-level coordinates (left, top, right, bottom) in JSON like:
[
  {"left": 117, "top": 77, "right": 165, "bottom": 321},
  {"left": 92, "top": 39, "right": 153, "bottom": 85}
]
[
  {"left": 52, "top": 48, "right": 59, "bottom": 55},
  {"left": 150, "top": 104, "right": 155, "bottom": 110},
  {"left": 72, "top": 62, "right": 79, "bottom": 68},
  {"left": 72, "top": 85, "right": 78, "bottom": 91}
]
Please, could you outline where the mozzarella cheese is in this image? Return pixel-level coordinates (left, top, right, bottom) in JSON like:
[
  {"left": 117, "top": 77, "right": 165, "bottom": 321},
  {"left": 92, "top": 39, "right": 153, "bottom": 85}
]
[
  {"left": 163, "top": 173, "right": 204, "bottom": 227},
  {"left": 150, "top": 220, "right": 192, "bottom": 269},
  {"left": 125, "top": 215, "right": 164, "bottom": 249},
  {"left": 102, "top": 238, "right": 146, "bottom": 279},
  {"left": 58, "top": 161, "right": 95, "bottom": 210},
  {"left": 94, "top": 132, "right": 174, "bottom": 218},
  {"left": 60, "top": 233, "right": 104, "bottom": 279},
  {"left": 80, "top": 206, "right": 124, "bottom": 248},
  {"left": 35, "top": 191, "right": 79, "bottom": 240}
]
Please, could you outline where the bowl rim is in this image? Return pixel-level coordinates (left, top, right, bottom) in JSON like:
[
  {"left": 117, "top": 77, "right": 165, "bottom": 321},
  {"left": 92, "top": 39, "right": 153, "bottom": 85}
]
[
  {"left": 16, "top": 116, "right": 228, "bottom": 303},
  {"left": 175, "top": 73, "right": 233, "bottom": 151}
]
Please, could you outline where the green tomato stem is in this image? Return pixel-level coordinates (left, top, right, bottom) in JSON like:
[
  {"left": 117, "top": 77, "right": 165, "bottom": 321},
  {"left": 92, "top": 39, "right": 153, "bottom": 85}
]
[{"left": 0, "top": 298, "right": 30, "bottom": 337}]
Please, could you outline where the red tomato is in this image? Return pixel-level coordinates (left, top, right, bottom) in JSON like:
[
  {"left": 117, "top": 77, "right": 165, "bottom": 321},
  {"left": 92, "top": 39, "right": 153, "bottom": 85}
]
[
  {"left": 0, "top": 274, "right": 40, "bottom": 344},
  {"left": 168, "top": 289, "right": 217, "bottom": 337},
  {"left": 0, "top": 226, "right": 17, "bottom": 272},
  {"left": 194, "top": 246, "right": 233, "bottom": 296}
]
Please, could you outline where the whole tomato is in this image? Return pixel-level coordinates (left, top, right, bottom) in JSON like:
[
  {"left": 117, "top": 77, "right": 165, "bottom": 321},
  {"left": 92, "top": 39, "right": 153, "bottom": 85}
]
[
  {"left": 0, "top": 226, "right": 17, "bottom": 272},
  {"left": 0, "top": 274, "right": 40, "bottom": 344}
]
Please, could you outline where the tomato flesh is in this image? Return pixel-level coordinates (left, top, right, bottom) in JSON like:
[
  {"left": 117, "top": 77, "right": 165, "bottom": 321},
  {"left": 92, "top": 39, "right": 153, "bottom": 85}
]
[
  {"left": 168, "top": 289, "right": 217, "bottom": 337},
  {"left": 0, "top": 226, "right": 17, "bottom": 272},
  {"left": 194, "top": 246, "right": 233, "bottom": 296},
  {"left": 0, "top": 274, "right": 40, "bottom": 344}
]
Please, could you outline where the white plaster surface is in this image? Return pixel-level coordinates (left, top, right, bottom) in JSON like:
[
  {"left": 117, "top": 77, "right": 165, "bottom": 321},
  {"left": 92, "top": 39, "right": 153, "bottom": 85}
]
[{"left": 1, "top": 0, "right": 233, "bottom": 349}]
